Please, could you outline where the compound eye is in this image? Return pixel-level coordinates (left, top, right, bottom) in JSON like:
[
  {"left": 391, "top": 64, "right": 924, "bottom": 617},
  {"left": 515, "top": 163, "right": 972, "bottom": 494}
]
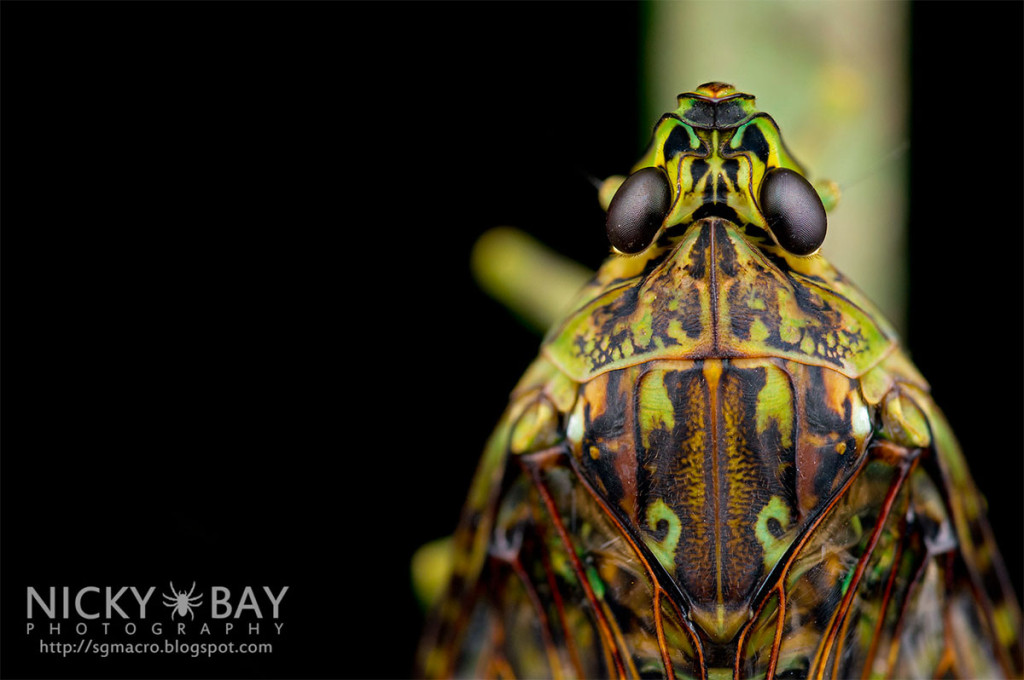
[
  {"left": 758, "top": 167, "right": 827, "bottom": 256},
  {"left": 605, "top": 167, "right": 671, "bottom": 254}
]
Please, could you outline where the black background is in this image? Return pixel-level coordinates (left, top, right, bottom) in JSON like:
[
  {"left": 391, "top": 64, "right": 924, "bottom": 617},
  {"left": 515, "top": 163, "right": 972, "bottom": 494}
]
[{"left": 1, "top": 2, "right": 1019, "bottom": 679}]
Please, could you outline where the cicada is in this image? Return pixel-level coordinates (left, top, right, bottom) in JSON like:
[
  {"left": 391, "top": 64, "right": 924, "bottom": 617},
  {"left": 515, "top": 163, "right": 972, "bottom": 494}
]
[{"left": 417, "top": 83, "right": 1023, "bottom": 679}]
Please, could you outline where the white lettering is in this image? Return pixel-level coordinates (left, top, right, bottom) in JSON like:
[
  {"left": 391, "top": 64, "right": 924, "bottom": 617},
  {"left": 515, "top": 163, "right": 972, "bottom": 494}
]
[
  {"left": 75, "top": 587, "right": 100, "bottom": 620},
  {"left": 27, "top": 587, "right": 55, "bottom": 619},
  {"left": 131, "top": 587, "right": 155, "bottom": 618},
  {"left": 263, "top": 586, "right": 289, "bottom": 618},
  {"left": 106, "top": 586, "right": 129, "bottom": 619},
  {"left": 234, "top": 587, "right": 261, "bottom": 619},
  {"left": 211, "top": 587, "right": 231, "bottom": 619}
]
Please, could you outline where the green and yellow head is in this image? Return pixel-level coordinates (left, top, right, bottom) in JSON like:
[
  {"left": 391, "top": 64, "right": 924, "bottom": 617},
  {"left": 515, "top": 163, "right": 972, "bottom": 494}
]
[{"left": 604, "top": 82, "right": 838, "bottom": 257}]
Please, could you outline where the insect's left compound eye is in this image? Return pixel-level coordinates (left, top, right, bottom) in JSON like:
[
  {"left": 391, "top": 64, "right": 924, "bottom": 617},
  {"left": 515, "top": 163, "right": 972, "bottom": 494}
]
[
  {"left": 605, "top": 166, "right": 671, "bottom": 254},
  {"left": 758, "top": 167, "right": 827, "bottom": 256}
]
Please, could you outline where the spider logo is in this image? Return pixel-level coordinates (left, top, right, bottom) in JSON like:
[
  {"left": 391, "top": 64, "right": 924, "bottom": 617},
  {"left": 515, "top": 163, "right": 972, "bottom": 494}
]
[{"left": 162, "top": 582, "right": 203, "bottom": 620}]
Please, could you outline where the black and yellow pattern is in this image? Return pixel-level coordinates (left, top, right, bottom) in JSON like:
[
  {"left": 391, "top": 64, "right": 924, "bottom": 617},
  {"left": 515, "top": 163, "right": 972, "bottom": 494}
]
[{"left": 417, "top": 84, "right": 1022, "bottom": 679}]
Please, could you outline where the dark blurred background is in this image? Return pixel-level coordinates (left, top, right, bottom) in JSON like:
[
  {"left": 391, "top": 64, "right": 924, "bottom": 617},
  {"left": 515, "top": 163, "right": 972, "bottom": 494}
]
[{"left": 1, "top": 2, "right": 1019, "bottom": 678}]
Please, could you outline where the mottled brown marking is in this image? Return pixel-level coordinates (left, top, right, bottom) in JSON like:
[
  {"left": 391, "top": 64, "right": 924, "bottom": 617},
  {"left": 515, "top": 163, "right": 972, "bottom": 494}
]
[{"left": 719, "top": 368, "right": 769, "bottom": 600}]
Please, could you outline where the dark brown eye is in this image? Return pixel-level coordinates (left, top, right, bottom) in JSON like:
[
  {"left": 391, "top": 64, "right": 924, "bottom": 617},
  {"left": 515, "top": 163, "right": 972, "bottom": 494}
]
[
  {"left": 605, "top": 167, "right": 671, "bottom": 254},
  {"left": 758, "top": 167, "right": 827, "bottom": 256}
]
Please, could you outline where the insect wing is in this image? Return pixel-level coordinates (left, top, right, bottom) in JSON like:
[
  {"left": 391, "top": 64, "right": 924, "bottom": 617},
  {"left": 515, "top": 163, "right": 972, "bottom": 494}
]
[
  {"left": 417, "top": 356, "right": 578, "bottom": 678},
  {"left": 915, "top": 389, "right": 1024, "bottom": 676},
  {"left": 417, "top": 411, "right": 515, "bottom": 678}
]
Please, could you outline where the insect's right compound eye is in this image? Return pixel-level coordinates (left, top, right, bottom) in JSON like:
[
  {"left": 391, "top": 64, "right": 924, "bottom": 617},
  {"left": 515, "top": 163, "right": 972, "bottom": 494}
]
[{"left": 605, "top": 166, "right": 671, "bottom": 254}]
